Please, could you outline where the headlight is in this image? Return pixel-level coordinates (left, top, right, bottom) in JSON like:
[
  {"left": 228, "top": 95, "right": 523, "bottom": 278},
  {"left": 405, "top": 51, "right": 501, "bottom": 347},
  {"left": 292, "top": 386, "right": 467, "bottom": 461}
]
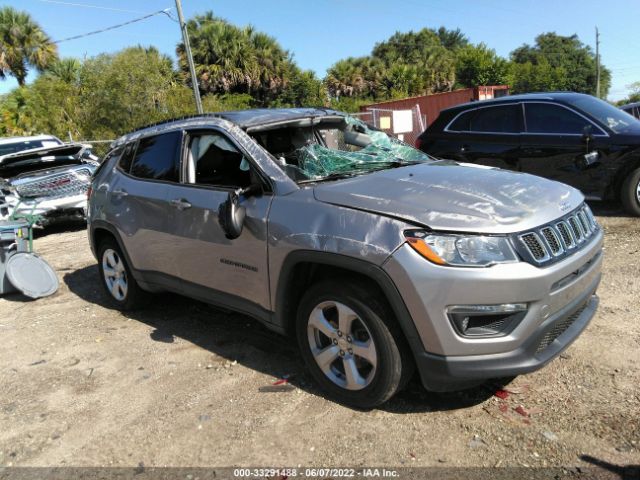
[{"left": 405, "top": 231, "right": 519, "bottom": 267}]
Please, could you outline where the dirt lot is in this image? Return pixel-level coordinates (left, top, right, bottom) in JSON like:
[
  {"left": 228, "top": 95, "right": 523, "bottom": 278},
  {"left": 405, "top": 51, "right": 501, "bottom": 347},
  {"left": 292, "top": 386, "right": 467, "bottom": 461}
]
[{"left": 0, "top": 204, "right": 639, "bottom": 475}]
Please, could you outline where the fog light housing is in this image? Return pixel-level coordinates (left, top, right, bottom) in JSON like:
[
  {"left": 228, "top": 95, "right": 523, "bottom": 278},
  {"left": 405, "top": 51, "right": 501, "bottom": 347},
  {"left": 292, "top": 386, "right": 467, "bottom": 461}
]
[{"left": 447, "top": 303, "right": 527, "bottom": 337}]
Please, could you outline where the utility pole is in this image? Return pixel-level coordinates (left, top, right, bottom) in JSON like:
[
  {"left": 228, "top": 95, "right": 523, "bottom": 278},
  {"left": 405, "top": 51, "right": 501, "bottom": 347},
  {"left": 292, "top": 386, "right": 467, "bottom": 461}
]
[
  {"left": 595, "top": 26, "right": 601, "bottom": 99},
  {"left": 175, "top": 0, "right": 203, "bottom": 114}
]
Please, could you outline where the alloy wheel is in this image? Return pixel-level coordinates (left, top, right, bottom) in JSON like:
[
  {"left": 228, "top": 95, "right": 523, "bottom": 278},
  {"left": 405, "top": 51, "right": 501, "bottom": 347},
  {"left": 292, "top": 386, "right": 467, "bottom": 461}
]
[
  {"left": 102, "top": 248, "right": 128, "bottom": 301},
  {"left": 307, "top": 300, "right": 377, "bottom": 391}
]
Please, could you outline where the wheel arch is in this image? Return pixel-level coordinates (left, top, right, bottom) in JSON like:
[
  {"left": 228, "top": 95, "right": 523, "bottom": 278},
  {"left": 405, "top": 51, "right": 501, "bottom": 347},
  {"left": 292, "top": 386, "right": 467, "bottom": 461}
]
[
  {"left": 90, "top": 222, "right": 142, "bottom": 283},
  {"left": 274, "top": 250, "right": 425, "bottom": 361},
  {"left": 606, "top": 152, "right": 640, "bottom": 201}
]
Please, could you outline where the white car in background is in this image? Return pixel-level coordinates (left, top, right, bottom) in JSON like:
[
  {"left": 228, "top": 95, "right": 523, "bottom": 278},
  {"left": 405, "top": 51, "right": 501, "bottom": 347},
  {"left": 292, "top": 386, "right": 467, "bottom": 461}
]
[{"left": 0, "top": 135, "right": 98, "bottom": 225}]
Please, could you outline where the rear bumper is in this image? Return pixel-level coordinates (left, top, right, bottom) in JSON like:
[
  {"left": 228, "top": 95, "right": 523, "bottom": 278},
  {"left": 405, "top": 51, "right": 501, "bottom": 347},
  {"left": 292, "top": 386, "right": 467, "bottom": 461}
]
[{"left": 414, "top": 283, "right": 599, "bottom": 392}]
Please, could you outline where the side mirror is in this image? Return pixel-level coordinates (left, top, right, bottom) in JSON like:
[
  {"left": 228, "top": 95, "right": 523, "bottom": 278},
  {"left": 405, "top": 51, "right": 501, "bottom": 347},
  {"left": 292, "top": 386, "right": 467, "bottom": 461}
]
[
  {"left": 218, "top": 184, "right": 262, "bottom": 239},
  {"left": 582, "top": 125, "right": 594, "bottom": 143},
  {"left": 219, "top": 190, "right": 246, "bottom": 239}
]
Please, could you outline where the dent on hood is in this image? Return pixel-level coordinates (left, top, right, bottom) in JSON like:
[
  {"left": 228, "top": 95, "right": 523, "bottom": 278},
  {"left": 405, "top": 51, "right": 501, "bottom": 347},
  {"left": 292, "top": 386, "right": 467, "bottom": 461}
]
[{"left": 313, "top": 162, "right": 582, "bottom": 234}]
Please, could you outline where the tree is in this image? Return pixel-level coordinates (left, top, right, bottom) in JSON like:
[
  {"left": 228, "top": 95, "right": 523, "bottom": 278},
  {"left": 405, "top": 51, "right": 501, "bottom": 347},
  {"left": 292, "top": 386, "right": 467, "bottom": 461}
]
[
  {"left": 509, "top": 32, "right": 610, "bottom": 96},
  {"left": 455, "top": 43, "right": 509, "bottom": 88},
  {"left": 0, "top": 47, "right": 195, "bottom": 142},
  {"left": 177, "top": 12, "right": 301, "bottom": 105},
  {"left": 45, "top": 57, "right": 81, "bottom": 84},
  {"left": 326, "top": 27, "right": 457, "bottom": 103},
  {"left": 436, "top": 27, "right": 469, "bottom": 51},
  {"left": 617, "top": 81, "right": 640, "bottom": 105},
  {"left": 78, "top": 46, "right": 192, "bottom": 140},
  {"left": 0, "top": 6, "right": 57, "bottom": 86},
  {"left": 371, "top": 28, "right": 456, "bottom": 93},
  {"left": 509, "top": 59, "right": 568, "bottom": 93}
]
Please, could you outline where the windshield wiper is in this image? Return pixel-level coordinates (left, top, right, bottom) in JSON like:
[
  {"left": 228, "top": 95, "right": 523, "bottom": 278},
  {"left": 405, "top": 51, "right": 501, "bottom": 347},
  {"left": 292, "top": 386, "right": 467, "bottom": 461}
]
[{"left": 298, "top": 171, "right": 364, "bottom": 184}]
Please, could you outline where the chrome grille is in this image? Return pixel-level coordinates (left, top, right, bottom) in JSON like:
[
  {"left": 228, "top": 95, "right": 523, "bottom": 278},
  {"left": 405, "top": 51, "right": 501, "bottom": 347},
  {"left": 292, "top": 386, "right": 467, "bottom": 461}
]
[
  {"left": 568, "top": 216, "right": 584, "bottom": 243},
  {"left": 517, "top": 205, "right": 599, "bottom": 266},
  {"left": 520, "top": 232, "right": 550, "bottom": 261},
  {"left": 541, "top": 227, "right": 563, "bottom": 255},
  {"left": 577, "top": 211, "right": 591, "bottom": 236},
  {"left": 13, "top": 167, "right": 93, "bottom": 199},
  {"left": 556, "top": 221, "right": 575, "bottom": 249}
]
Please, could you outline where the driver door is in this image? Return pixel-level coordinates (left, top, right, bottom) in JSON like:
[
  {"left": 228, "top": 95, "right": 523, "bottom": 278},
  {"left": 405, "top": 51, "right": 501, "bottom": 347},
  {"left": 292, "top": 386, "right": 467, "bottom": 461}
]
[{"left": 164, "top": 128, "right": 273, "bottom": 313}]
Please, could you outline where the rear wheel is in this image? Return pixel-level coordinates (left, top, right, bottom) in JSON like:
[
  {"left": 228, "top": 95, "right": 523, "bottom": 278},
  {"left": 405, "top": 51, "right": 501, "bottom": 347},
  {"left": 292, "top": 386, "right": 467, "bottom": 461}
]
[
  {"left": 621, "top": 167, "right": 640, "bottom": 216},
  {"left": 97, "top": 238, "right": 146, "bottom": 310},
  {"left": 296, "top": 280, "right": 412, "bottom": 408}
]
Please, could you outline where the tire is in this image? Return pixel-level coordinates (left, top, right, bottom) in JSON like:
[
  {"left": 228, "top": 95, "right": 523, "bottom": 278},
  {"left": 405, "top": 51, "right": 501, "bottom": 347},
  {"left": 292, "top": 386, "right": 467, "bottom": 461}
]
[
  {"left": 296, "top": 279, "right": 413, "bottom": 408},
  {"left": 97, "top": 237, "right": 146, "bottom": 310},
  {"left": 621, "top": 167, "right": 640, "bottom": 216}
]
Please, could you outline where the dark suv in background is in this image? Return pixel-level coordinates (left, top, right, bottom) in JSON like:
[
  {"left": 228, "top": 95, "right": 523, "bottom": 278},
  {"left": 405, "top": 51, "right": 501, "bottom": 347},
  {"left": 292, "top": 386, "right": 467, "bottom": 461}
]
[
  {"left": 417, "top": 92, "right": 640, "bottom": 216},
  {"left": 620, "top": 102, "right": 640, "bottom": 119}
]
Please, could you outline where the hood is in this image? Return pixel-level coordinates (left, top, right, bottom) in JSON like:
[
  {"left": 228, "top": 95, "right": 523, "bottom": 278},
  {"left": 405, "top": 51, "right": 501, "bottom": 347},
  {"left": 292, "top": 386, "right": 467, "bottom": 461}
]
[
  {"left": 312, "top": 161, "right": 584, "bottom": 234},
  {"left": 0, "top": 143, "right": 92, "bottom": 179}
]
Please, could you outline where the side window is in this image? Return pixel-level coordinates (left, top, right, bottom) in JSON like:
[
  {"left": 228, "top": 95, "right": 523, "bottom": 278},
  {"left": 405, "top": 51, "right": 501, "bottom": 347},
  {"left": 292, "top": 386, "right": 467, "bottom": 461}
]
[
  {"left": 130, "top": 131, "right": 182, "bottom": 182},
  {"left": 118, "top": 142, "right": 136, "bottom": 173},
  {"left": 468, "top": 105, "right": 521, "bottom": 133},
  {"left": 93, "top": 146, "right": 122, "bottom": 177},
  {"left": 185, "top": 131, "right": 251, "bottom": 188},
  {"left": 448, "top": 110, "right": 474, "bottom": 131},
  {"left": 525, "top": 103, "right": 592, "bottom": 134}
]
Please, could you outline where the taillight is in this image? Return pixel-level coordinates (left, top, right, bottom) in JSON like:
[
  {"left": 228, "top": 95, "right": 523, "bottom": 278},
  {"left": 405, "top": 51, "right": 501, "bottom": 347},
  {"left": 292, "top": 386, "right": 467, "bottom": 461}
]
[
  {"left": 86, "top": 186, "right": 93, "bottom": 199},
  {"left": 414, "top": 137, "right": 423, "bottom": 150}
]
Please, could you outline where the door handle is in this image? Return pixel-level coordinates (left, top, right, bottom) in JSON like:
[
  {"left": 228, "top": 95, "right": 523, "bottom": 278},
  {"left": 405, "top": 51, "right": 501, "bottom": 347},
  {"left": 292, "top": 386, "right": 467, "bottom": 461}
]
[
  {"left": 460, "top": 144, "right": 469, "bottom": 152},
  {"left": 170, "top": 198, "right": 192, "bottom": 210},
  {"left": 112, "top": 188, "right": 128, "bottom": 197}
]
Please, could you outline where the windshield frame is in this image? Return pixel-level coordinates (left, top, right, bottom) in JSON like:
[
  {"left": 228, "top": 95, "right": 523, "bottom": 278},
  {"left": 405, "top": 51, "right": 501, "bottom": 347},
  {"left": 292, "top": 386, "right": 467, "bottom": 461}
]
[{"left": 252, "top": 114, "right": 436, "bottom": 184}]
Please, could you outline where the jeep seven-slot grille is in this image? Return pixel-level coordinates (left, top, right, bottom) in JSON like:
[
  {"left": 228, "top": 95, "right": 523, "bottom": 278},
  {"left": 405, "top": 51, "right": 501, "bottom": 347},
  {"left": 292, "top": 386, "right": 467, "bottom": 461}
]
[
  {"left": 541, "top": 227, "right": 562, "bottom": 255},
  {"left": 520, "top": 233, "right": 548, "bottom": 261},
  {"left": 517, "top": 205, "right": 598, "bottom": 266},
  {"left": 556, "top": 222, "right": 575, "bottom": 249}
]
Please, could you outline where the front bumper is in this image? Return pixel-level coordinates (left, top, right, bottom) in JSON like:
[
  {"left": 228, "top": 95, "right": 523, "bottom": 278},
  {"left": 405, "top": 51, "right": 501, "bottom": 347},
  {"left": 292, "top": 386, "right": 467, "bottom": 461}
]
[
  {"left": 1, "top": 194, "right": 88, "bottom": 225},
  {"left": 383, "top": 228, "right": 603, "bottom": 391},
  {"left": 415, "top": 285, "right": 599, "bottom": 391}
]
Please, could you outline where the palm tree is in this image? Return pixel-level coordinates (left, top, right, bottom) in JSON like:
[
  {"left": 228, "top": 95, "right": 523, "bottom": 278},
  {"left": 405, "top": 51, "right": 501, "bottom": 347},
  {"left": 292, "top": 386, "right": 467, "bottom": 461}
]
[
  {"left": 0, "top": 6, "right": 58, "bottom": 86},
  {"left": 46, "top": 57, "right": 81, "bottom": 84},
  {"left": 177, "top": 13, "right": 258, "bottom": 95}
]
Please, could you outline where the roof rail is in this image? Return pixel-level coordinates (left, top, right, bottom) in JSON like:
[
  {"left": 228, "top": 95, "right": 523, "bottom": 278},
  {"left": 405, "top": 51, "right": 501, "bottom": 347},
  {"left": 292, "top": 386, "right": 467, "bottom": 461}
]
[{"left": 134, "top": 112, "right": 221, "bottom": 132}]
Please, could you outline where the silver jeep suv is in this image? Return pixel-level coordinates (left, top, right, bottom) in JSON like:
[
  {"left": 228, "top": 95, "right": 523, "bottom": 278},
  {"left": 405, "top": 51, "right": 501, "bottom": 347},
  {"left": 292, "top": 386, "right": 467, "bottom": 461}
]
[{"left": 87, "top": 109, "right": 603, "bottom": 408}]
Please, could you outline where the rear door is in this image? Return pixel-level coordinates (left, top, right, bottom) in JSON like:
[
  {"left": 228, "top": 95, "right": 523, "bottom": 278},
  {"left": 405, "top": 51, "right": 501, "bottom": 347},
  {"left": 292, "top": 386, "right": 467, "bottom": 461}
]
[
  {"left": 164, "top": 128, "right": 273, "bottom": 313},
  {"left": 107, "top": 131, "right": 183, "bottom": 279},
  {"left": 519, "top": 102, "right": 609, "bottom": 195},
  {"left": 441, "top": 104, "right": 523, "bottom": 169}
]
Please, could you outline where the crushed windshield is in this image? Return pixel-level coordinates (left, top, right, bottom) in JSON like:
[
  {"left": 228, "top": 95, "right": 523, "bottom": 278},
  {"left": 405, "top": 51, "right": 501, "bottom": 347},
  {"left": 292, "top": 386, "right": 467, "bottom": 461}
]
[
  {"left": 250, "top": 114, "right": 433, "bottom": 182},
  {"left": 567, "top": 96, "right": 640, "bottom": 134}
]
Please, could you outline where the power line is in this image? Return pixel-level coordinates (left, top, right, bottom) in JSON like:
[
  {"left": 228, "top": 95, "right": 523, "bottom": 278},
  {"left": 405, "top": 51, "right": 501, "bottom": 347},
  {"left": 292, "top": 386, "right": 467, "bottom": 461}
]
[
  {"left": 53, "top": 8, "right": 174, "bottom": 44},
  {"left": 37, "top": 0, "right": 148, "bottom": 14}
]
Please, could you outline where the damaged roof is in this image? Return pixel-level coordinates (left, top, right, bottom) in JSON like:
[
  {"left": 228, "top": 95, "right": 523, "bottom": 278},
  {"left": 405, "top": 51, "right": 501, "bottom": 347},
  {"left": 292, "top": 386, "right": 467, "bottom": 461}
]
[
  {"left": 114, "top": 108, "right": 344, "bottom": 147},
  {"left": 214, "top": 108, "right": 342, "bottom": 128}
]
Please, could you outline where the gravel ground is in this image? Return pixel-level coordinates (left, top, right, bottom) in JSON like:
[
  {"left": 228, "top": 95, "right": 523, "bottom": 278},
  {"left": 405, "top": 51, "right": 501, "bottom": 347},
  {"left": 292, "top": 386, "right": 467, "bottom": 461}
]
[{"left": 0, "top": 203, "right": 638, "bottom": 476}]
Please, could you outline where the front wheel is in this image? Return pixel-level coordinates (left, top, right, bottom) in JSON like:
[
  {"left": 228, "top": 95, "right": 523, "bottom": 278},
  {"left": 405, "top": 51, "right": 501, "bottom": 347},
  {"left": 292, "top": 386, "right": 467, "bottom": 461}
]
[
  {"left": 296, "top": 280, "right": 412, "bottom": 408},
  {"left": 621, "top": 167, "right": 640, "bottom": 216}
]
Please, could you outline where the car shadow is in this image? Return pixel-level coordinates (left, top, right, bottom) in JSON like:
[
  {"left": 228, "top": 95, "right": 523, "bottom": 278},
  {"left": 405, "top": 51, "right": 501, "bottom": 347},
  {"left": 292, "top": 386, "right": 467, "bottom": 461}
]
[
  {"left": 579, "top": 455, "right": 639, "bottom": 479},
  {"left": 64, "top": 264, "right": 497, "bottom": 413},
  {"left": 587, "top": 200, "right": 634, "bottom": 218},
  {"left": 33, "top": 220, "right": 87, "bottom": 238}
]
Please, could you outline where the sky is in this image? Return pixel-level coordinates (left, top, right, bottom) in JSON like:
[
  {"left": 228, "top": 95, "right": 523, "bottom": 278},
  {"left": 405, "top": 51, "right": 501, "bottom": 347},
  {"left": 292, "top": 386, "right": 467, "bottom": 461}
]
[{"left": 1, "top": 0, "right": 639, "bottom": 101}]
